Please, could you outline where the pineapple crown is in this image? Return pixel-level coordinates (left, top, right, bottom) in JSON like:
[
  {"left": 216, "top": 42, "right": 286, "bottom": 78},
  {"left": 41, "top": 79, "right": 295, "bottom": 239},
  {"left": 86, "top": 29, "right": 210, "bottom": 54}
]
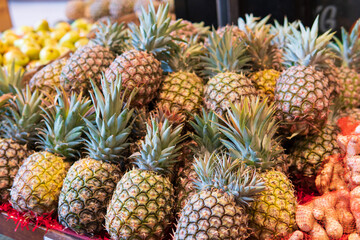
[
  {"left": 194, "top": 152, "right": 265, "bottom": 206},
  {"left": 329, "top": 20, "right": 360, "bottom": 70},
  {"left": 83, "top": 74, "right": 135, "bottom": 163},
  {"left": 131, "top": 117, "right": 186, "bottom": 174},
  {"left": 0, "top": 64, "right": 24, "bottom": 96},
  {"left": 0, "top": 94, "right": 11, "bottom": 109},
  {"left": 270, "top": 17, "right": 300, "bottom": 49},
  {"left": 283, "top": 17, "right": 335, "bottom": 67},
  {"left": 129, "top": 3, "right": 184, "bottom": 56},
  {"left": 189, "top": 108, "right": 224, "bottom": 154},
  {"left": 238, "top": 13, "right": 270, "bottom": 39},
  {"left": 167, "top": 36, "right": 205, "bottom": 72},
  {"left": 202, "top": 27, "right": 250, "bottom": 77},
  {"left": 216, "top": 96, "right": 283, "bottom": 171},
  {"left": 39, "top": 90, "right": 94, "bottom": 160},
  {"left": 91, "top": 18, "right": 128, "bottom": 55},
  {"left": 244, "top": 25, "right": 281, "bottom": 71},
  {"left": 1, "top": 86, "right": 43, "bottom": 145}
]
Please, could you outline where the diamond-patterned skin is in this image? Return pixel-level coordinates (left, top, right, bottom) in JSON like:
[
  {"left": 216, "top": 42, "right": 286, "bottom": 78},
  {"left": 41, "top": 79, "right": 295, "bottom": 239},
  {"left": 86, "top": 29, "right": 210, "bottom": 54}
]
[
  {"left": 174, "top": 189, "right": 249, "bottom": 240},
  {"left": 249, "top": 170, "right": 297, "bottom": 240},
  {"left": 323, "top": 59, "right": 340, "bottom": 99},
  {"left": 157, "top": 71, "right": 203, "bottom": 114},
  {"left": 10, "top": 151, "right": 68, "bottom": 215},
  {"left": 291, "top": 124, "right": 341, "bottom": 178},
  {"left": 105, "top": 50, "right": 163, "bottom": 107},
  {"left": 58, "top": 158, "right": 122, "bottom": 234},
  {"left": 0, "top": 139, "right": 29, "bottom": 202},
  {"left": 174, "top": 162, "right": 197, "bottom": 216},
  {"left": 204, "top": 72, "right": 257, "bottom": 115},
  {"left": 252, "top": 69, "right": 281, "bottom": 102},
  {"left": 275, "top": 65, "right": 330, "bottom": 136},
  {"left": 29, "top": 57, "right": 68, "bottom": 96},
  {"left": 337, "top": 66, "right": 360, "bottom": 108},
  {"left": 60, "top": 45, "right": 115, "bottom": 94},
  {"left": 105, "top": 169, "right": 174, "bottom": 240},
  {"left": 171, "top": 20, "right": 204, "bottom": 42}
]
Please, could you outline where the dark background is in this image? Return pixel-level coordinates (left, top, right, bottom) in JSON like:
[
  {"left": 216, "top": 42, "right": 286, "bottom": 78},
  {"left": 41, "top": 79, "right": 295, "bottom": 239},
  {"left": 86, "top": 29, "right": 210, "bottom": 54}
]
[{"left": 175, "top": 0, "right": 360, "bottom": 34}]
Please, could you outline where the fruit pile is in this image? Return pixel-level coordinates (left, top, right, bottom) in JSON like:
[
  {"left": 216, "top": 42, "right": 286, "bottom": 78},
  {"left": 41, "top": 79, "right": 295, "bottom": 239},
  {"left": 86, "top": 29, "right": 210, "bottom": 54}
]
[
  {"left": 0, "top": 18, "right": 92, "bottom": 72},
  {"left": 1, "top": 2, "right": 360, "bottom": 240}
]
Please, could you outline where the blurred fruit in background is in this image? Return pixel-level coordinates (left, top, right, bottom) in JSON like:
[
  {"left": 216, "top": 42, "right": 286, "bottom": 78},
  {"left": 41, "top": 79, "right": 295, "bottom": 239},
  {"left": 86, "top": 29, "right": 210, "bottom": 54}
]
[{"left": 0, "top": 18, "right": 93, "bottom": 71}]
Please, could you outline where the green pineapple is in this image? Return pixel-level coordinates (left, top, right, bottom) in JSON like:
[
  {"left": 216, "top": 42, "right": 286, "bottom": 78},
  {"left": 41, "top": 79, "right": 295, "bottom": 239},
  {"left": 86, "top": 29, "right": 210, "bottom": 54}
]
[
  {"left": 60, "top": 19, "right": 127, "bottom": 94},
  {"left": 156, "top": 37, "right": 204, "bottom": 115},
  {"left": 329, "top": 20, "right": 360, "bottom": 108},
  {"left": 217, "top": 97, "right": 297, "bottom": 239},
  {"left": 0, "top": 86, "right": 43, "bottom": 202},
  {"left": 202, "top": 28, "right": 256, "bottom": 115},
  {"left": 10, "top": 90, "right": 93, "bottom": 215},
  {"left": 105, "top": 3, "right": 184, "bottom": 107},
  {"left": 174, "top": 152, "right": 265, "bottom": 239},
  {"left": 275, "top": 17, "right": 334, "bottom": 136},
  {"left": 290, "top": 103, "right": 342, "bottom": 181},
  {"left": 58, "top": 74, "right": 134, "bottom": 234},
  {"left": 105, "top": 117, "right": 185, "bottom": 239}
]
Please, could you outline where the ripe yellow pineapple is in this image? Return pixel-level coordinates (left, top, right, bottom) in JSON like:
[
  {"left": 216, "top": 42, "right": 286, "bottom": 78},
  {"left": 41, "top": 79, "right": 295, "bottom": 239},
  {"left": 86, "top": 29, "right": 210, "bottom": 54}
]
[
  {"left": 275, "top": 17, "right": 334, "bottom": 136},
  {"left": 217, "top": 97, "right": 297, "bottom": 239},
  {"left": 202, "top": 28, "right": 256, "bottom": 115},
  {"left": 174, "top": 152, "right": 265, "bottom": 239},
  {"left": 105, "top": 117, "right": 185, "bottom": 239},
  {"left": 105, "top": 3, "right": 184, "bottom": 107},
  {"left": 10, "top": 90, "right": 93, "bottom": 215},
  {"left": 58, "top": 75, "right": 134, "bottom": 234}
]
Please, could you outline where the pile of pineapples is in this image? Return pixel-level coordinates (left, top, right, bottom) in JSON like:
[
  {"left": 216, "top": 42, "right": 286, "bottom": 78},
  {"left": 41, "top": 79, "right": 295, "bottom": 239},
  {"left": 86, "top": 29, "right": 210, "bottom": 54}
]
[{"left": 1, "top": 2, "right": 360, "bottom": 240}]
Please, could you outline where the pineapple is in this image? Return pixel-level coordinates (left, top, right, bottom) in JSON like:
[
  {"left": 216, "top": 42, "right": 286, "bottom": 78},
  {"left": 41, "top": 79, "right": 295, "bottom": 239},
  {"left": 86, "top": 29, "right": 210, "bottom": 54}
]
[
  {"left": 243, "top": 25, "right": 282, "bottom": 101},
  {"left": 105, "top": 3, "right": 184, "bottom": 107},
  {"left": 0, "top": 64, "right": 23, "bottom": 96},
  {"left": 9, "top": 90, "right": 93, "bottom": 215},
  {"left": 156, "top": 38, "right": 204, "bottom": 116},
  {"left": 60, "top": 19, "right": 127, "bottom": 94},
  {"left": 202, "top": 28, "right": 256, "bottom": 115},
  {"left": 29, "top": 56, "right": 69, "bottom": 96},
  {"left": 0, "top": 86, "right": 43, "bottom": 202},
  {"left": 275, "top": 17, "right": 334, "bottom": 136},
  {"left": 174, "top": 152, "right": 265, "bottom": 239},
  {"left": 89, "top": 0, "right": 110, "bottom": 20},
  {"left": 217, "top": 97, "right": 297, "bottom": 239},
  {"left": 171, "top": 20, "right": 209, "bottom": 43},
  {"left": 175, "top": 109, "right": 224, "bottom": 214},
  {"left": 109, "top": 0, "right": 134, "bottom": 18},
  {"left": 58, "top": 74, "right": 134, "bottom": 234},
  {"left": 329, "top": 20, "right": 360, "bottom": 108},
  {"left": 105, "top": 117, "right": 185, "bottom": 239},
  {"left": 290, "top": 103, "right": 342, "bottom": 181}
]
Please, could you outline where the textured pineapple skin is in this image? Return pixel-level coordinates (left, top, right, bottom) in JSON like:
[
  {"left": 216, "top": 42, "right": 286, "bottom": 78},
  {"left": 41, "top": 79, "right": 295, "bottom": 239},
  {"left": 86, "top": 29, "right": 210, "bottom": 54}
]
[
  {"left": 157, "top": 71, "right": 203, "bottom": 114},
  {"left": 174, "top": 189, "right": 249, "bottom": 240},
  {"left": 105, "top": 169, "right": 174, "bottom": 240},
  {"left": 171, "top": 20, "right": 200, "bottom": 42},
  {"left": 29, "top": 57, "right": 68, "bottom": 96},
  {"left": 249, "top": 170, "right": 297, "bottom": 240},
  {"left": 337, "top": 66, "right": 360, "bottom": 108},
  {"left": 0, "top": 139, "right": 29, "bottom": 202},
  {"left": 323, "top": 59, "right": 340, "bottom": 99},
  {"left": 252, "top": 69, "right": 280, "bottom": 101},
  {"left": 60, "top": 45, "right": 115, "bottom": 94},
  {"left": 204, "top": 72, "right": 257, "bottom": 115},
  {"left": 291, "top": 123, "right": 341, "bottom": 178},
  {"left": 105, "top": 49, "right": 163, "bottom": 107},
  {"left": 275, "top": 65, "right": 330, "bottom": 136},
  {"left": 10, "top": 151, "right": 68, "bottom": 215},
  {"left": 58, "top": 158, "right": 122, "bottom": 234}
]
